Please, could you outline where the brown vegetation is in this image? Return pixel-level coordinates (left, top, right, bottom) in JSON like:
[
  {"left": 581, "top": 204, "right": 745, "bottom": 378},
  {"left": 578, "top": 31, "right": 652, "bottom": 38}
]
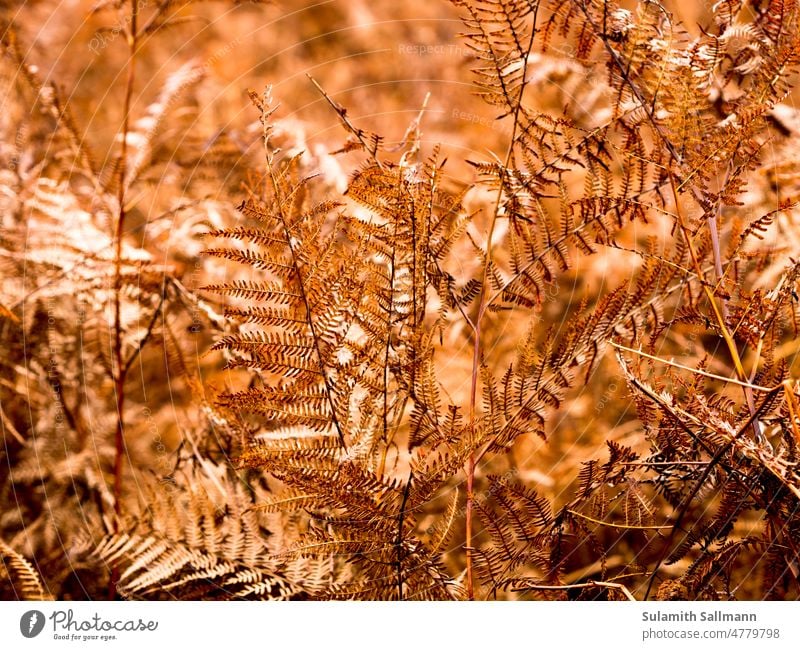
[{"left": 2, "top": 0, "right": 800, "bottom": 601}]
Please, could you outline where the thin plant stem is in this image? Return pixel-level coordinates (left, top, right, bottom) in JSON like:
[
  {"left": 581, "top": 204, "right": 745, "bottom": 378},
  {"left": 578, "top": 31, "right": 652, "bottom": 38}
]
[
  {"left": 253, "top": 90, "right": 348, "bottom": 450},
  {"left": 610, "top": 341, "right": 776, "bottom": 392},
  {"left": 109, "top": 0, "right": 139, "bottom": 601},
  {"left": 567, "top": 509, "right": 672, "bottom": 531},
  {"left": 668, "top": 174, "right": 762, "bottom": 439},
  {"left": 511, "top": 580, "right": 637, "bottom": 601},
  {"left": 464, "top": 5, "right": 540, "bottom": 600}
]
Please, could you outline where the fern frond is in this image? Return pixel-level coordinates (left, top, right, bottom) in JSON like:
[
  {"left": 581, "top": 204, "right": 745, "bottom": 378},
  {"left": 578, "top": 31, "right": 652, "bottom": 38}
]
[{"left": 0, "top": 540, "right": 48, "bottom": 600}]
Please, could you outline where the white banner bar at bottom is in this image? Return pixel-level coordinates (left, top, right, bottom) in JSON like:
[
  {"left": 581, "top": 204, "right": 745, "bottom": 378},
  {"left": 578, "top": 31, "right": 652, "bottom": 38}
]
[{"left": 1, "top": 601, "right": 798, "bottom": 650}]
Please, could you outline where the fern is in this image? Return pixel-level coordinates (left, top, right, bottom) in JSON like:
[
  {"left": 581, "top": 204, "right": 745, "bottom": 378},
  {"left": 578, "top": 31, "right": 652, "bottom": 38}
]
[
  {"left": 4, "top": 0, "right": 800, "bottom": 603},
  {"left": 89, "top": 479, "right": 310, "bottom": 600},
  {"left": 0, "top": 540, "right": 48, "bottom": 600}
]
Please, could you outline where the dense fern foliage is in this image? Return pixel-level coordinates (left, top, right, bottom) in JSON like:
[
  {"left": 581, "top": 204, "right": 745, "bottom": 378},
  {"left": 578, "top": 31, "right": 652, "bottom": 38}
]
[{"left": 2, "top": 0, "right": 800, "bottom": 600}]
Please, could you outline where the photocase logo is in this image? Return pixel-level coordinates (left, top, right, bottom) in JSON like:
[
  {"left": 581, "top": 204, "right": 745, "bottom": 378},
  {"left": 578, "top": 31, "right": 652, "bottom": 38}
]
[{"left": 20, "top": 610, "right": 45, "bottom": 638}]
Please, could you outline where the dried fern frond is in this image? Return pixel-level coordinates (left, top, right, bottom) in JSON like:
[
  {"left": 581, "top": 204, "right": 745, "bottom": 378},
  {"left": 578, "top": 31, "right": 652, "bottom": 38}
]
[
  {"left": 89, "top": 480, "right": 306, "bottom": 600},
  {"left": 0, "top": 539, "right": 48, "bottom": 600}
]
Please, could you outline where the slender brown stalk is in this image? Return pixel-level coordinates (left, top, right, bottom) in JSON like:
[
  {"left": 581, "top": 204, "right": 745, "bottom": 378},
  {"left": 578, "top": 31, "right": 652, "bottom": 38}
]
[
  {"left": 464, "top": 5, "right": 539, "bottom": 600},
  {"left": 668, "top": 175, "right": 761, "bottom": 438},
  {"left": 511, "top": 580, "right": 637, "bottom": 601},
  {"left": 395, "top": 474, "right": 412, "bottom": 600},
  {"left": 255, "top": 96, "right": 348, "bottom": 451},
  {"left": 109, "top": 0, "right": 139, "bottom": 600},
  {"left": 378, "top": 212, "right": 398, "bottom": 479}
]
